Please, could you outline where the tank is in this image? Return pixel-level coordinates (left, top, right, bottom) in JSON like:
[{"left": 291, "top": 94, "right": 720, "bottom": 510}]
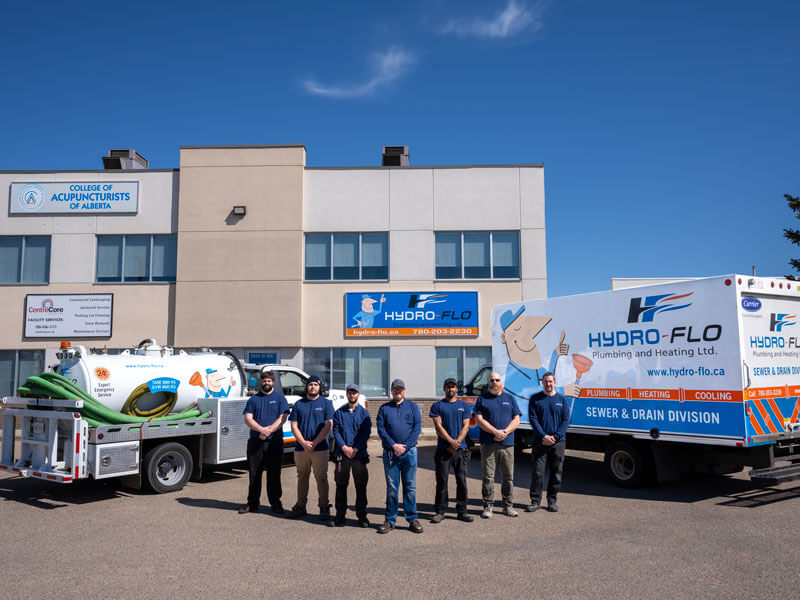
[{"left": 55, "top": 340, "right": 244, "bottom": 414}]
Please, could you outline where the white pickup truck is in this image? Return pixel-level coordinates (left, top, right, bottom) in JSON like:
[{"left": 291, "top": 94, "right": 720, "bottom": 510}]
[{"left": 241, "top": 362, "right": 366, "bottom": 450}]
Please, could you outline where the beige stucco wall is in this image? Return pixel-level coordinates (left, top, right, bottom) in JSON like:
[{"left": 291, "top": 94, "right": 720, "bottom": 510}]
[
  {"left": 173, "top": 146, "right": 306, "bottom": 348},
  {"left": 302, "top": 164, "right": 547, "bottom": 350},
  {"left": 0, "top": 170, "right": 177, "bottom": 351}
]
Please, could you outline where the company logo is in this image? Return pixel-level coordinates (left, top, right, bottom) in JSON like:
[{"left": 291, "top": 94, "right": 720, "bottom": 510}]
[
  {"left": 627, "top": 292, "right": 693, "bottom": 323},
  {"left": 770, "top": 313, "right": 796, "bottom": 332},
  {"left": 408, "top": 293, "right": 447, "bottom": 308},
  {"left": 17, "top": 184, "right": 45, "bottom": 211},
  {"left": 741, "top": 297, "right": 762, "bottom": 312},
  {"left": 27, "top": 298, "right": 64, "bottom": 314}
]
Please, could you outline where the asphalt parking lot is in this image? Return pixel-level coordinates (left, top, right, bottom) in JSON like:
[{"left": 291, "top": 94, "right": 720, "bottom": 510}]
[{"left": 1, "top": 440, "right": 798, "bottom": 600}]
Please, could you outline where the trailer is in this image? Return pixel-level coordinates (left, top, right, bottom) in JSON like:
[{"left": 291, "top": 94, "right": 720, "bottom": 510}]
[
  {"left": 0, "top": 342, "right": 360, "bottom": 492},
  {"left": 464, "top": 275, "right": 800, "bottom": 486}
]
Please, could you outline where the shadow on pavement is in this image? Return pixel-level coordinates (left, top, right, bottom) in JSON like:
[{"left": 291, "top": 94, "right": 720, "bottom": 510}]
[
  {"left": 415, "top": 443, "right": 800, "bottom": 507},
  {"left": 0, "top": 475, "right": 132, "bottom": 508}
]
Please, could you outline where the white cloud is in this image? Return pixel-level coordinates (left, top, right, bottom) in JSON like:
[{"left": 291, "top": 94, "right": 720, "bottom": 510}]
[
  {"left": 302, "top": 48, "right": 416, "bottom": 99},
  {"left": 441, "top": 0, "right": 545, "bottom": 39}
]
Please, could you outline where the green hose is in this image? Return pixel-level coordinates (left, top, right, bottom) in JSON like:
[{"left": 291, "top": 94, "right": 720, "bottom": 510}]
[{"left": 17, "top": 372, "right": 210, "bottom": 426}]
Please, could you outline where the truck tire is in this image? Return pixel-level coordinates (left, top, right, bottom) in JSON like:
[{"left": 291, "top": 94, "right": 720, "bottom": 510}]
[
  {"left": 604, "top": 440, "right": 652, "bottom": 488},
  {"left": 144, "top": 442, "right": 193, "bottom": 494}
]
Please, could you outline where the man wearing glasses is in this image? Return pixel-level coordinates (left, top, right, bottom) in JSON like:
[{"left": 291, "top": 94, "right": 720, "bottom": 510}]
[
  {"left": 474, "top": 372, "right": 522, "bottom": 518},
  {"left": 240, "top": 369, "right": 290, "bottom": 515}
]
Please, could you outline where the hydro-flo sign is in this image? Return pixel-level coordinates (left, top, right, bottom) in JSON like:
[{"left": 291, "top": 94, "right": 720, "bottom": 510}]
[
  {"left": 10, "top": 181, "right": 139, "bottom": 214},
  {"left": 25, "top": 294, "right": 113, "bottom": 338},
  {"left": 491, "top": 278, "right": 750, "bottom": 440},
  {"left": 344, "top": 292, "right": 478, "bottom": 337}
]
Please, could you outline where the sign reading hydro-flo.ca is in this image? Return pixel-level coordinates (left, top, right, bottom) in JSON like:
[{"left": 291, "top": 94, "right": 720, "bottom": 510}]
[
  {"left": 25, "top": 294, "right": 113, "bottom": 338},
  {"left": 10, "top": 181, "right": 139, "bottom": 214},
  {"left": 345, "top": 292, "right": 478, "bottom": 337}
]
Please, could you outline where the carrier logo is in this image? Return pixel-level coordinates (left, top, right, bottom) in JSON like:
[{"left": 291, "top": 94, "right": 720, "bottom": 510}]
[
  {"left": 627, "top": 293, "right": 693, "bottom": 323},
  {"left": 17, "top": 184, "right": 45, "bottom": 211},
  {"left": 741, "top": 297, "right": 762, "bottom": 312},
  {"left": 408, "top": 293, "right": 447, "bottom": 308},
  {"left": 770, "top": 313, "right": 796, "bottom": 332}
]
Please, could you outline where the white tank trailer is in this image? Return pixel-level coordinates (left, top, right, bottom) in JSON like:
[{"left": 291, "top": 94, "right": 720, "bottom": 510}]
[{"left": 55, "top": 339, "right": 245, "bottom": 414}]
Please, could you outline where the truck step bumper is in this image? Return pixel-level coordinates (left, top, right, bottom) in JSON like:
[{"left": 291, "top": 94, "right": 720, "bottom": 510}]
[{"left": 748, "top": 463, "right": 800, "bottom": 486}]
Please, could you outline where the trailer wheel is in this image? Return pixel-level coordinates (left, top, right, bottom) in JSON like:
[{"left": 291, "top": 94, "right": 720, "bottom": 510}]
[
  {"left": 144, "top": 442, "right": 193, "bottom": 494},
  {"left": 604, "top": 441, "right": 652, "bottom": 488}
]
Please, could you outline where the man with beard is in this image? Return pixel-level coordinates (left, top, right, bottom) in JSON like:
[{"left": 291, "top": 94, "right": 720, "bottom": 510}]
[
  {"left": 329, "top": 384, "right": 372, "bottom": 528},
  {"left": 429, "top": 378, "right": 474, "bottom": 524},
  {"left": 240, "top": 369, "right": 289, "bottom": 515},
  {"left": 527, "top": 372, "right": 570, "bottom": 513},
  {"left": 287, "top": 376, "right": 335, "bottom": 521},
  {"left": 474, "top": 371, "right": 522, "bottom": 518}
]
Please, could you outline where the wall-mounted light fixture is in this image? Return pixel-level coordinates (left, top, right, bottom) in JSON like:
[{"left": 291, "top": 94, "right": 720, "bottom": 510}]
[{"left": 232, "top": 206, "right": 246, "bottom": 216}]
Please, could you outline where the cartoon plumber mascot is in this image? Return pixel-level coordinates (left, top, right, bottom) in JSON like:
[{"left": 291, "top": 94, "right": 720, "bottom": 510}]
[{"left": 499, "top": 306, "right": 581, "bottom": 401}]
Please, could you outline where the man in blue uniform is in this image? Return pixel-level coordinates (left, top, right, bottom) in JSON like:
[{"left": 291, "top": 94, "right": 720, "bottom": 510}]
[
  {"left": 429, "top": 377, "right": 473, "bottom": 523},
  {"left": 474, "top": 372, "right": 522, "bottom": 518},
  {"left": 329, "top": 383, "right": 372, "bottom": 528},
  {"left": 527, "top": 372, "right": 571, "bottom": 513},
  {"left": 376, "top": 378, "right": 423, "bottom": 534},
  {"left": 287, "top": 376, "right": 335, "bottom": 521},
  {"left": 240, "top": 369, "right": 290, "bottom": 514}
]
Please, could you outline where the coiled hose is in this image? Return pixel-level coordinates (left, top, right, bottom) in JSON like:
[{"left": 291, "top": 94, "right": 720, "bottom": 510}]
[
  {"left": 17, "top": 372, "right": 209, "bottom": 427},
  {"left": 121, "top": 383, "right": 178, "bottom": 417}
]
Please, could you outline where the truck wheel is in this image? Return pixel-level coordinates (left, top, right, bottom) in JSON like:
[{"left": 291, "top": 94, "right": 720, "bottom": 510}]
[
  {"left": 604, "top": 441, "right": 652, "bottom": 488},
  {"left": 144, "top": 442, "right": 193, "bottom": 494}
]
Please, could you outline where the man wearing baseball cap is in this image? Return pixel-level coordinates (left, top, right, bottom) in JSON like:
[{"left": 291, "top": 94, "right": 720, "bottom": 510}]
[
  {"left": 287, "top": 375, "right": 335, "bottom": 521},
  {"left": 429, "top": 377, "right": 474, "bottom": 523},
  {"left": 329, "top": 383, "right": 372, "bottom": 527},
  {"left": 376, "top": 378, "right": 423, "bottom": 534}
]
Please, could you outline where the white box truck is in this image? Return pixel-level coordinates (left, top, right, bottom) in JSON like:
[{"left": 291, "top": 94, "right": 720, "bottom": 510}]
[{"left": 464, "top": 275, "right": 800, "bottom": 486}]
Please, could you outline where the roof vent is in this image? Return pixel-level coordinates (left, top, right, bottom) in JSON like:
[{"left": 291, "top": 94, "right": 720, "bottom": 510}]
[
  {"left": 382, "top": 145, "right": 409, "bottom": 167},
  {"left": 102, "top": 149, "right": 149, "bottom": 170}
]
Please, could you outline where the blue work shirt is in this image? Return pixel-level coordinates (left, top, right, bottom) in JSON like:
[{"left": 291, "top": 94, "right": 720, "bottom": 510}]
[
  {"left": 376, "top": 399, "right": 421, "bottom": 452},
  {"left": 333, "top": 403, "right": 372, "bottom": 459},
  {"left": 474, "top": 391, "right": 522, "bottom": 446},
  {"left": 289, "top": 396, "right": 335, "bottom": 451},
  {"left": 529, "top": 391, "right": 571, "bottom": 443},
  {"left": 429, "top": 398, "right": 471, "bottom": 450},
  {"left": 243, "top": 391, "right": 289, "bottom": 440}
]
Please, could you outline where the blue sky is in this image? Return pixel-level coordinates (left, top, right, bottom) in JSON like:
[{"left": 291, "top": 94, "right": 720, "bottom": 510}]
[{"left": 2, "top": 0, "right": 798, "bottom": 297}]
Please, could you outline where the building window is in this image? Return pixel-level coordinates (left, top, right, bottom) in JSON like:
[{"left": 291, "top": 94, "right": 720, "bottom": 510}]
[
  {"left": 0, "top": 350, "right": 45, "bottom": 397},
  {"left": 96, "top": 235, "right": 177, "bottom": 283},
  {"left": 304, "top": 347, "right": 389, "bottom": 398},
  {"left": 0, "top": 236, "right": 50, "bottom": 284},
  {"left": 435, "top": 346, "right": 491, "bottom": 393},
  {"left": 304, "top": 233, "right": 388, "bottom": 281},
  {"left": 435, "top": 231, "right": 520, "bottom": 279}
]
